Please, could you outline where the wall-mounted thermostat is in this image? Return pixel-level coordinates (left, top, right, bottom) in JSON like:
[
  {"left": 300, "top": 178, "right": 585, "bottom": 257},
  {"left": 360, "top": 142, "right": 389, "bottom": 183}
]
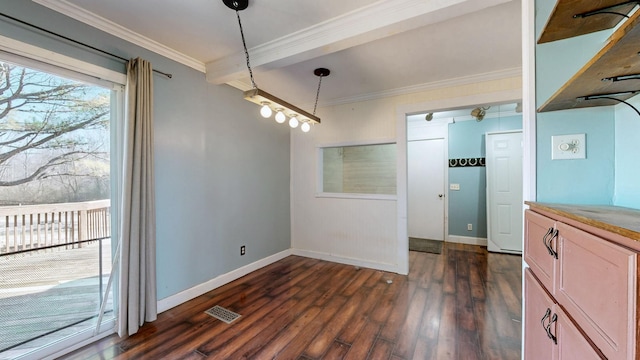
[{"left": 551, "top": 134, "right": 586, "bottom": 160}]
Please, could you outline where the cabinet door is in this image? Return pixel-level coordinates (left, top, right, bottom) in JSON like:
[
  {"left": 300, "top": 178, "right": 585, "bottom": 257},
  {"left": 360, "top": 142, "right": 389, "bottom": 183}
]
[
  {"left": 555, "top": 305, "right": 604, "bottom": 360},
  {"left": 555, "top": 222, "right": 637, "bottom": 360},
  {"left": 524, "top": 210, "right": 557, "bottom": 291},
  {"left": 524, "top": 269, "right": 555, "bottom": 360}
]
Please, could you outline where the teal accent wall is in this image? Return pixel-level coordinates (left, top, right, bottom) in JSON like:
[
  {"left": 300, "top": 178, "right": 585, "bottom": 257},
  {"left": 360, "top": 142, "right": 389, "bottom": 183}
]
[
  {"left": 0, "top": 2, "right": 291, "bottom": 300},
  {"left": 535, "top": 0, "right": 636, "bottom": 207},
  {"left": 448, "top": 115, "right": 522, "bottom": 237},
  {"left": 614, "top": 96, "right": 640, "bottom": 208},
  {"left": 536, "top": 110, "right": 615, "bottom": 204}
]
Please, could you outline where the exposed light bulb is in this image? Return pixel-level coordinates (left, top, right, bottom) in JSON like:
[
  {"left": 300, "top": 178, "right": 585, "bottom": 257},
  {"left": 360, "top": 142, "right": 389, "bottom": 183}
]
[
  {"left": 301, "top": 122, "right": 311, "bottom": 132},
  {"left": 260, "top": 102, "right": 272, "bottom": 118},
  {"left": 275, "top": 109, "right": 286, "bottom": 123},
  {"left": 289, "top": 116, "right": 299, "bottom": 128}
]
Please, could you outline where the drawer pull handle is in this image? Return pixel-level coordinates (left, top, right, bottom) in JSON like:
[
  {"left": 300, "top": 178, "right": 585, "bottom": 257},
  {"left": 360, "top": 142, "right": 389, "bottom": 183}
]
[
  {"left": 546, "top": 313, "right": 558, "bottom": 345},
  {"left": 547, "top": 229, "right": 559, "bottom": 259},
  {"left": 542, "top": 228, "right": 554, "bottom": 256},
  {"left": 540, "top": 307, "right": 551, "bottom": 330}
]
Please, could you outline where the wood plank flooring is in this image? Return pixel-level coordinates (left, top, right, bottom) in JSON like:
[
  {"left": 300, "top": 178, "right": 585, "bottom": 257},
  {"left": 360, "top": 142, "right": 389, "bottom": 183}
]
[{"left": 60, "top": 243, "right": 522, "bottom": 360}]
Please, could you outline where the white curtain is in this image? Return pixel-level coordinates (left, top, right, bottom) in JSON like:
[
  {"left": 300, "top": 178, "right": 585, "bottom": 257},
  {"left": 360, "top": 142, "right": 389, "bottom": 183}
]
[{"left": 118, "top": 57, "right": 157, "bottom": 336}]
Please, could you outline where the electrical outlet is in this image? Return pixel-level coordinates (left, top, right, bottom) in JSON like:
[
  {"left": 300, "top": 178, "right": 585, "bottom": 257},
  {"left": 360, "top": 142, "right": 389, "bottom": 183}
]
[
  {"left": 467, "top": 224, "right": 473, "bottom": 231},
  {"left": 240, "top": 246, "right": 246, "bottom": 256}
]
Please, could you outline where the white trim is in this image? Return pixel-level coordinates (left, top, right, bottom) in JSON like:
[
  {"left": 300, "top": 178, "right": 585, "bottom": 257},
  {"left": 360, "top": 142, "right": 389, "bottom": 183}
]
[
  {"left": 156, "top": 249, "right": 292, "bottom": 313},
  {"left": 22, "top": 319, "right": 116, "bottom": 360},
  {"left": 396, "top": 107, "right": 410, "bottom": 275},
  {"left": 522, "top": 0, "right": 536, "bottom": 203},
  {"left": 315, "top": 193, "right": 397, "bottom": 201},
  {"left": 292, "top": 249, "right": 399, "bottom": 274},
  {"left": 316, "top": 139, "right": 398, "bottom": 200},
  {"left": 317, "top": 138, "right": 397, "bottom": 148},
  {"left": 326, "top": 67, "right": 522, "bottom": 107},
  {"left": 521, "top": 0, "right": 536, "bottom": 358},
  {"left": 486, "top": 237, "right": 522, "bottom": 255},
  {"left": 486, "top": 129, "right": 523, "bottom": 136},
  {"left": 32, "top": 0, "right": 205, "bottom": 73},
  {"left": 447, "top": 235, "right": 488, "bottom": 247},
  {"left": 0, "top": 34, "right": 126, "bottom": 85}
]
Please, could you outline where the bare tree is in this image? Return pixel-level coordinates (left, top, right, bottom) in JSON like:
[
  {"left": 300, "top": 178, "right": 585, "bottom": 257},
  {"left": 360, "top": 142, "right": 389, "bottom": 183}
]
[{"left": 0, "top": 62, "right": 110, "bottom": 190}]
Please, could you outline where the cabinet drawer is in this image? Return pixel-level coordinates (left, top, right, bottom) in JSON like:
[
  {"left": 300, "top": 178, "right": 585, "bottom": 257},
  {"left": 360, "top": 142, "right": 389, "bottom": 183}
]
[
  {"left": 525, "top": 269, "right": 604, "bottom": 360},
  {"left": 524, "top": 210, "right": 557, "bottom": 291},
  {"left": 524, "top": 269, "right": 555, "bottom": 360},
  {"left": 555, "top": 222, "right": 637, "bottom": 360}
]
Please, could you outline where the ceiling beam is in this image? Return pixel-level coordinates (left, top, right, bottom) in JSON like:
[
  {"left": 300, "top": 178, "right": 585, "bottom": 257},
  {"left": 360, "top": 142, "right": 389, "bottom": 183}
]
[{"left": 206, "top": 0, "right": 511, "bottom": 85}]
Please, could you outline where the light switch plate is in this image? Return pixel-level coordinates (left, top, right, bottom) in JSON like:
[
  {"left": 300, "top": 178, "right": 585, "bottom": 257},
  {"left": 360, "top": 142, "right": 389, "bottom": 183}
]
[
  {"left": 450, "top": 183, "right": 460, "bottom": 190},
  {"left": 551, "top": 134, "right": 585, "bottom": 160}
]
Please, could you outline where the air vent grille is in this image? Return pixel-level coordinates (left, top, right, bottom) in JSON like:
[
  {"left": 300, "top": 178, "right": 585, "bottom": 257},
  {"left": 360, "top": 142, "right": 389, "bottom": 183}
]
[{"left": 205, "top": 305, "right": 241, "bottom": 324}]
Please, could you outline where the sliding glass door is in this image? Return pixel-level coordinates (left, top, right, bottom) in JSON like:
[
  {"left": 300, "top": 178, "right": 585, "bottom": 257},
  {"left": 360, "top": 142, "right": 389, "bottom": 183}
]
[{"left": 0, "top": 56, "right": 121, "bottom": 359}]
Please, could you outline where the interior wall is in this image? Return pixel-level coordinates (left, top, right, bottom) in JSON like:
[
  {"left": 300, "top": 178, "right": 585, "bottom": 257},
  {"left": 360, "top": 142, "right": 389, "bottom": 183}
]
[
  {"left": 535, "top": 0, "right": 616, "bottom": 204},
  {"left": 291, "top": 76, "right": 522, "bottom": 272},
  {"left": 448, "top": 115, "right": 522, "bottom": 238},
  {"left": 0, "top": 2, "right": 291, "bottom": 301},
  {"left": 614, "top": 96, "right": 640, "bottom": 208}
]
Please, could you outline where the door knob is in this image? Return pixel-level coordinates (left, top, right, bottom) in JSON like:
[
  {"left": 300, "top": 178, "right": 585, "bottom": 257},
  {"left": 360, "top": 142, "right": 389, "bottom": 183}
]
[{"left": 438, "top": 194, "right": 444, "bottom": 198}]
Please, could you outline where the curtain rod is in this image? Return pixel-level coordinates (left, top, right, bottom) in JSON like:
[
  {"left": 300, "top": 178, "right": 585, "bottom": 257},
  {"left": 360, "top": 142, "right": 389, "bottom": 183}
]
[{"left": 0, "top": 12, "right": 173, "bottom": 79}]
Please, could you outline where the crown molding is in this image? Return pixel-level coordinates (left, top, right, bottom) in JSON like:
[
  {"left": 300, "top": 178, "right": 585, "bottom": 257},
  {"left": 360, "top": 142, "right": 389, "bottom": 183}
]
[
  {"left": 322, "top": 67, "right": 522, "bottom": 107},
  {"left": 32, "top": 0, "right": 206, "bottom": 73}
]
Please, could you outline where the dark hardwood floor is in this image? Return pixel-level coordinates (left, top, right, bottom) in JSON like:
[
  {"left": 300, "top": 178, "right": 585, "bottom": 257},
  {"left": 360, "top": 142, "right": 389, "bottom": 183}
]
[{"left": 60, "top": 243, "right": 522, "bottom": 360}]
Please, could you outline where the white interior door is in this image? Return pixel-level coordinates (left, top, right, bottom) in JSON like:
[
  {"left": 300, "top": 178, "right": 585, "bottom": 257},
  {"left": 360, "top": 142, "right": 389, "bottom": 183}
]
[
  {"left": 408, "top": 139, "right": 445, "bottom": 241},
  {"left": 486, "top": 131, "right": 523, "bottom": 253}
]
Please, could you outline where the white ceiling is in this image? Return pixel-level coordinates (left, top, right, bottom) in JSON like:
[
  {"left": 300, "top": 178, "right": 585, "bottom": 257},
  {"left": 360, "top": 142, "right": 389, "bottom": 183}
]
[{"left": 34, "top": 0, "right": 522, "bottom": 109}]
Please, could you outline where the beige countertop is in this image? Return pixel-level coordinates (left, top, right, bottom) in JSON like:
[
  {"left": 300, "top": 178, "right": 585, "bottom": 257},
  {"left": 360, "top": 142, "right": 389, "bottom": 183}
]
[{"left": 526, "top": 202, "right": 640, "bottom": 242}]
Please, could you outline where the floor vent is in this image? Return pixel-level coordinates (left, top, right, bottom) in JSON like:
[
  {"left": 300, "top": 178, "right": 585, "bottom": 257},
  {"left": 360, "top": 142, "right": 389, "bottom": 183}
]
[{"left": 205, "top": 305, "right": 241, "bottom": 324}]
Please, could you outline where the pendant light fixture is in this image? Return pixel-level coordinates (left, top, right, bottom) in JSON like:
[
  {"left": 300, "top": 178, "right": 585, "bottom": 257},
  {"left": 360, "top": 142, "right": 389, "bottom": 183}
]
[{"left": 223, "top": 0, "right": 330, "bottom": 132}]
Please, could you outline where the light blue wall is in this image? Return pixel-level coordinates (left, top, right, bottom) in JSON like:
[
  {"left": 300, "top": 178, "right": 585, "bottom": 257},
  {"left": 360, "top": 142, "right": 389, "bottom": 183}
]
[
  {"left": 614, "top": 96, "right": 640, "bottom": 208},
  {"left": 448, "top": 115, "right": 522, "bottom": 237},
  {"left": 536, "top": 110, "right": 615, "bottom": 204},
  {"left": 535, "top": 0, "right": 616, "bottom": 205},
  {"left": 0, "top": 2, "right": 291, "bottom": 299}
]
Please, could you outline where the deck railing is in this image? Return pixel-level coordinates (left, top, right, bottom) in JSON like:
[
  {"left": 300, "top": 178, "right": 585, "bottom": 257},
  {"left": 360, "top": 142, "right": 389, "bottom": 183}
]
[{"left": 0, "top": 200, "right": 111, "bottom": 254}]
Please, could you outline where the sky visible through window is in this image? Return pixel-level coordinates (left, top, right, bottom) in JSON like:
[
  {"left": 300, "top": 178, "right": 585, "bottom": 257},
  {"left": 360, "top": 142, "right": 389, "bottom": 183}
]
[{"left": 0, "top": 59, "right": 111, "bottom": 205}]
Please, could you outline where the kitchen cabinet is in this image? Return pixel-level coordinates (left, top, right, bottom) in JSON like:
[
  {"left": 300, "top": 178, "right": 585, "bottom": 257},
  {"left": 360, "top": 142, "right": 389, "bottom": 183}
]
[{"left": 524, "top": 203, "right": 640, "bottom": 359}]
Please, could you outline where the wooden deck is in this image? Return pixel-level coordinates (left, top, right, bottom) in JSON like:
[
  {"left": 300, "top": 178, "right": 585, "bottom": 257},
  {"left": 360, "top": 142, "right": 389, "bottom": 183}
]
[
  {"left": 61, "top": 243, "right": 522, "bottom": 360},
  {"left": 0, "top": 239, "right": 113, "bottom": 360}
]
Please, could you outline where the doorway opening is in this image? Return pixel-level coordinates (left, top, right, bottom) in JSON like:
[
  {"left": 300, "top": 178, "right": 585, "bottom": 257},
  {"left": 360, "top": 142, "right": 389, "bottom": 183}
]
[{"left": 405, "top": 103, "right": 523, "bottom": 263}]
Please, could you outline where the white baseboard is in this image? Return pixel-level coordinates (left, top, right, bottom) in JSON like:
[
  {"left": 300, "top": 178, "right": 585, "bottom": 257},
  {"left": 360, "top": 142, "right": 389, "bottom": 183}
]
[
  {"left": 447, "top": 235, "right": 488, "bottom": 247},
  {"left": 157, "top": 249, "right": 293, "bottom": 313},
  {"left": 291, "top": 249, "right": 399, "bottom": 274}
]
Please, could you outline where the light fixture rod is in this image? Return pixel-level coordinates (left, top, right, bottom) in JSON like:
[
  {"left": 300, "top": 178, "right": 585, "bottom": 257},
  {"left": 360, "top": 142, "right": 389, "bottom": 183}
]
[{"left": 244, "top": 88, "right": 321, "bottom": 124}]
